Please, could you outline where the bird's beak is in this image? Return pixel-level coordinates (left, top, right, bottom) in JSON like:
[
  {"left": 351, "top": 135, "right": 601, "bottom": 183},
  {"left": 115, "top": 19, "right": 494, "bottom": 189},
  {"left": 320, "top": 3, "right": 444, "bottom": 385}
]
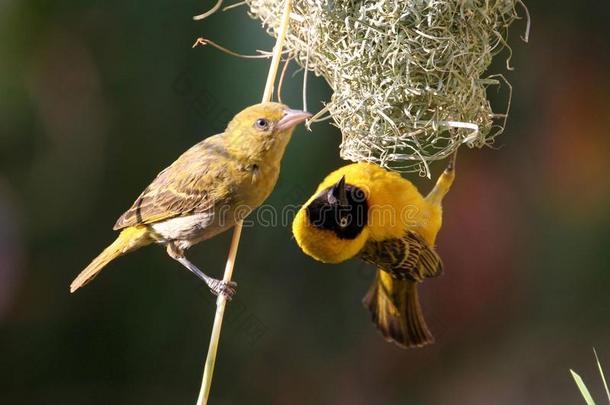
[
  {"left": 277, "top": 109, "right": 312, "bottom": 131},
  {"left": 327, "top": 175, "right": 348, "bottom": 206}
]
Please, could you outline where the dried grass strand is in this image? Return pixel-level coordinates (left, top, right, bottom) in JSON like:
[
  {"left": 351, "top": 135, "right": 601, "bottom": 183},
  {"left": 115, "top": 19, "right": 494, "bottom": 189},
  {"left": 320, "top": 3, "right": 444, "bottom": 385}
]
[
  {"left": 194, "top": 0, "right": 223, "bottom": 21},
  {"left": 192, "top": 37, "right": 272, "bottom": 59}
]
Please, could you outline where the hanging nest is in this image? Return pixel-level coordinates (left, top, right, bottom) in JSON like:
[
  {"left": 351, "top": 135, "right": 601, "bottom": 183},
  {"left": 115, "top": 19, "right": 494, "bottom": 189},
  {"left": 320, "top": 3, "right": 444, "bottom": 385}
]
[{"left": 246, "top": 0, "right": 527, "bottom": 175}]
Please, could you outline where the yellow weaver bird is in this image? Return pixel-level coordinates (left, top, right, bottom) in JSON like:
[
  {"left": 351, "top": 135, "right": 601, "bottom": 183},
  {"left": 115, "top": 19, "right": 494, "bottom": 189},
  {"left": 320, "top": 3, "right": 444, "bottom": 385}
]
[
  {"left": 292, "top": 156, "right": 456, "bottom": 348},
  {"left": 71, "top": 102, "right": 311, "bottom": 298}
]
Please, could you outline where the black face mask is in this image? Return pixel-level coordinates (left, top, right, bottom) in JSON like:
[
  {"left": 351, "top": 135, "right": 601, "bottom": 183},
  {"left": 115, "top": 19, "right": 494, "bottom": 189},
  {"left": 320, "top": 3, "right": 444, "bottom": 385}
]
[{"left": 305, "top": 176, "right": 368, "bottom": 240}]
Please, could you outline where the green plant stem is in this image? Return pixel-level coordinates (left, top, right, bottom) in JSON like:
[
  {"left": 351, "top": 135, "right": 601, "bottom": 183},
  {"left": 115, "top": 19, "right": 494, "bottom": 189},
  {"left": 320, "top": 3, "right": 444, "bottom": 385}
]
[{"left": 195, "top": 1, "right": 292, "bottom": 404}]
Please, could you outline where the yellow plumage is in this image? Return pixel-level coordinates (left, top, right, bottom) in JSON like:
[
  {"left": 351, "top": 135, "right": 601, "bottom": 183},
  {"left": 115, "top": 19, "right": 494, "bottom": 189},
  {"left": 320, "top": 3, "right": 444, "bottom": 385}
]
[
  {"left": 71, "top": 102, "right": 310, "bottom": 297},
  {"left": 70, "top": 226, "right": 151, "bottom": 291},
  {"left": 292, "top": 159, "right": 455, "bottom": 348}
]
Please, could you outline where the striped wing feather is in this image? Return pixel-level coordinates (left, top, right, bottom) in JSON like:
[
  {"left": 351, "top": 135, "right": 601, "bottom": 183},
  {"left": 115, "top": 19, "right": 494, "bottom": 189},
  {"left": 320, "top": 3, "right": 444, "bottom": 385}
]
[
  {"left": 361, "top": 231, "right": 443, "bottom": 282},
  {"left": 113, "top": 135, "right": 233, "bottom": 230}
]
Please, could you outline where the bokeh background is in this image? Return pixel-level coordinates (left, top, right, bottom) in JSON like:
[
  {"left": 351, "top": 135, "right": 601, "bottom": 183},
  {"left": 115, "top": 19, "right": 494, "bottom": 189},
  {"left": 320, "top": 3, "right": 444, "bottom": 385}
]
[{"left": 1, "top": 1, "right": 609, "bottom": 404}]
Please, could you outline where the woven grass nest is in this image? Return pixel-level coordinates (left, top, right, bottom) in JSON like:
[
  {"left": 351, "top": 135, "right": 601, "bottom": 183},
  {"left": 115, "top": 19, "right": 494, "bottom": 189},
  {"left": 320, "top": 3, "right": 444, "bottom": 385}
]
[{"left": 246, "top": 0, "right": 527, "bottom": 175}]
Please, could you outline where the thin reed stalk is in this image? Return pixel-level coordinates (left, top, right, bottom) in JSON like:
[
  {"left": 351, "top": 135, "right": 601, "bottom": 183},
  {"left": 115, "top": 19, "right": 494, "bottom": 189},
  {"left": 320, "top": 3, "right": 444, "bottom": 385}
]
[{"left": 195, "top": 1, "right": 292, "bottom": 403}]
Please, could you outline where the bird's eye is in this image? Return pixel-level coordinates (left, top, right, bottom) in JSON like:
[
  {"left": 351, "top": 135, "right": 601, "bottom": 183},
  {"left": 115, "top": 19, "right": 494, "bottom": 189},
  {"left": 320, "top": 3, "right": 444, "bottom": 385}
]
[
  {"left": 339, "top": 215, "right": 350, "bottom": 228},
  {"left": 254, "top": 118, "right": 270, "bottom": 130}
]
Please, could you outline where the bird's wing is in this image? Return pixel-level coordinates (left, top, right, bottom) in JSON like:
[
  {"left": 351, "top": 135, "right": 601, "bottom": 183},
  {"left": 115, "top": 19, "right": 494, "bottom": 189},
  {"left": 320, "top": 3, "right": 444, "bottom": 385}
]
[
  {"left": 361, "top": 231, "right": 443, "bottom": 282},
  {"left": 113, "top": 135, "right": 234, "bottom": 230}
]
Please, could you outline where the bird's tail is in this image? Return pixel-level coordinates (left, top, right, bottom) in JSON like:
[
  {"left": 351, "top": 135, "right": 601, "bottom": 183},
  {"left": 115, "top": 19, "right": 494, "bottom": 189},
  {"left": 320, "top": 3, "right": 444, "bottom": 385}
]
[
  {"left": 70, "top": 226, "right": 151, "bottom": 293},
  {"left": 363, "top": 270, "right": 434, "bottom": 348}
]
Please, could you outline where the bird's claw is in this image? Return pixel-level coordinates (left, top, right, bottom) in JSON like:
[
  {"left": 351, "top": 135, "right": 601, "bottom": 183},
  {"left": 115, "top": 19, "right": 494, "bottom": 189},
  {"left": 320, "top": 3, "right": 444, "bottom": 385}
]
[{"left": 210, "top": 280, "right": 237, "bottom": 300}]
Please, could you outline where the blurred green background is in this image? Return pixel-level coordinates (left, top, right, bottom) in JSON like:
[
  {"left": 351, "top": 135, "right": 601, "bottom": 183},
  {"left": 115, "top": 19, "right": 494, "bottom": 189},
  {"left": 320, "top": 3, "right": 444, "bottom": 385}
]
[{"left": 1, "top": 1, "right": 609, "bottom": 404}]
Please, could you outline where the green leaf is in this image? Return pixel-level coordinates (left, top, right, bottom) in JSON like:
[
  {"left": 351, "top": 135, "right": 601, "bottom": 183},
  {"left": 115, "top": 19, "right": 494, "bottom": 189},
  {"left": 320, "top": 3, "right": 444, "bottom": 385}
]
[
  {"left": 593, "top": 348, "right": 610, "bottom": 403},
  {"left": 571, "top": 369, "right": 596, "bottom": 405}
]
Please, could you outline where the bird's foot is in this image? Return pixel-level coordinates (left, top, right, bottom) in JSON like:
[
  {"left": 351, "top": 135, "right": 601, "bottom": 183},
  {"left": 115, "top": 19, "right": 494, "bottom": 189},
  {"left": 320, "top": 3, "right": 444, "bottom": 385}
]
[{"left": 209, "top": 279, "right": 237, "bottom": 300}]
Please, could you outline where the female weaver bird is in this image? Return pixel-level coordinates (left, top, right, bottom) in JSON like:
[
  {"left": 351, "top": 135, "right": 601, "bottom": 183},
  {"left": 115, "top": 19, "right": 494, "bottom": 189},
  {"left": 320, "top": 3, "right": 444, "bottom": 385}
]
[
  {"left": 292, "top": 156, "right": 455, "bottom": 348},
  {"left": 71, "top": 102, "right": 311, "bottom": 298}
]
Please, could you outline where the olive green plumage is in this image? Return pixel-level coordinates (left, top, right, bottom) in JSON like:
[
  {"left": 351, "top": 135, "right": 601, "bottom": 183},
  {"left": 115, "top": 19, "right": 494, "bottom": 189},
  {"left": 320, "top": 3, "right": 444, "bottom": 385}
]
[{"left": 71, "top": 102, "right": 311, "bottom": 296}]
